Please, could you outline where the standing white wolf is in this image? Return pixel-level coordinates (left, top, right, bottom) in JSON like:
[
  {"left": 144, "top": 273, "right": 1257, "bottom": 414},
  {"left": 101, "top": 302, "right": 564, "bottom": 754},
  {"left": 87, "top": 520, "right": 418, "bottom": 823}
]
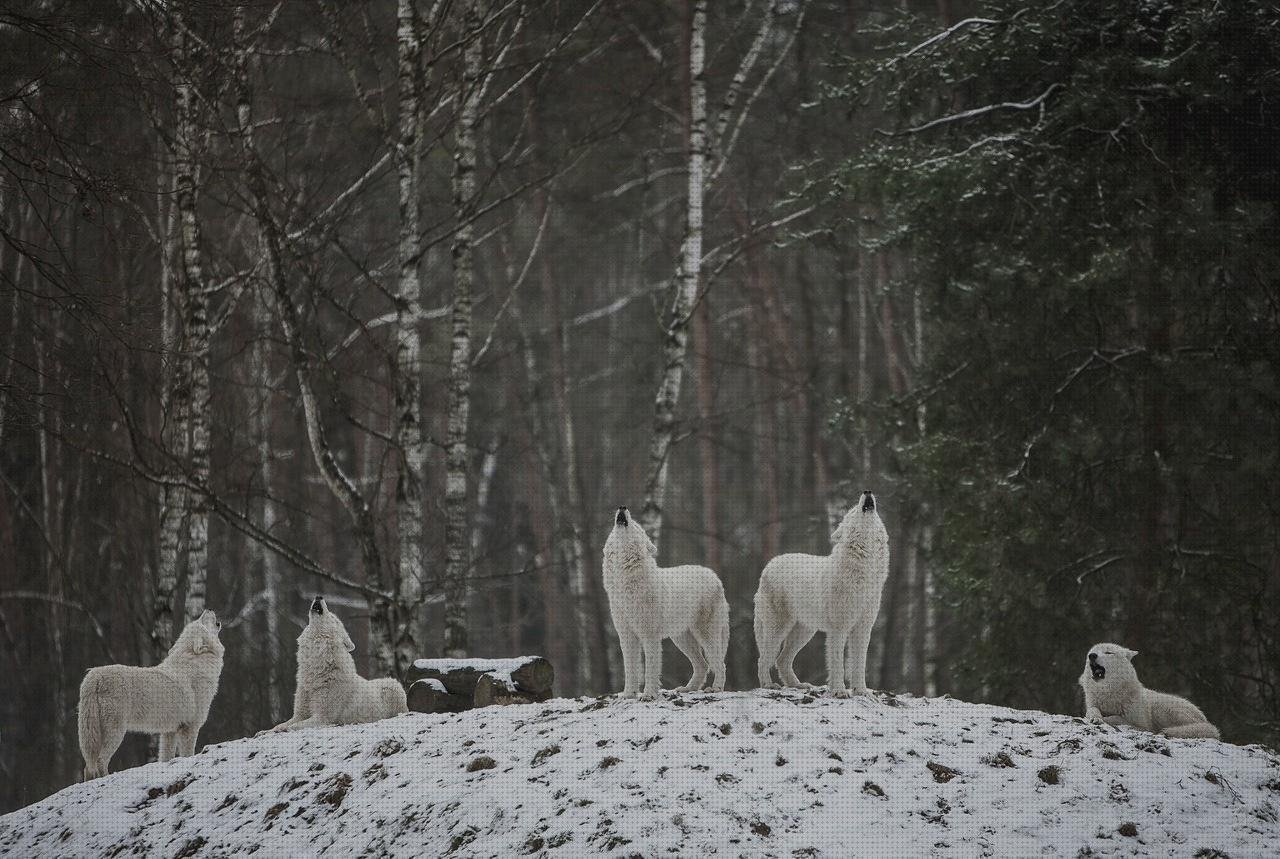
[
  {"left": 754, "top": 490, "right": 890, "bottom": 697},
  {"left": 78, "top": 610, "right": 225, "bottom": 780},
  {"left": 603, "top": 506, "right": 730, "bottom": 699},
  {"left": 264, "top": 596, "right": 407, "bottom": 733},
  {"left": 1080, "top": 643, "right": 1220, "bottom": 739}
]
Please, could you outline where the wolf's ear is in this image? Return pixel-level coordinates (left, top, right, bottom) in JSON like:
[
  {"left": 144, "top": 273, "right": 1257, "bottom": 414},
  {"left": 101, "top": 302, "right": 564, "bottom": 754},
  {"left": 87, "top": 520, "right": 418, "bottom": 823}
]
[
  {"left": 341, "top": 627, "right": 356, "bottom": 653},
  {"left": 645, "top": 534, "right": 658, "bottom": 558},
  {"left": 1123, "top": 649, "right": 1138, "bottom": 661},
  {"left": 829, "top": 522, "right": 847, "bottom": 545}
]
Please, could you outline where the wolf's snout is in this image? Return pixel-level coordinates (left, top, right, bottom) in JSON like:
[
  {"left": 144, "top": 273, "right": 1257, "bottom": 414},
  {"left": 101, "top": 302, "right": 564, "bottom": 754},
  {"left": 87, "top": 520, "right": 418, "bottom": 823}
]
[
  {"left": 861, "top": 491, "right": 876, "bottom": 512},
  {"left": 616, "top": 506, "right": 629, "bottom": 526},
  {"left": 311, "top": 595, "right": 325, "bottom": 615}
]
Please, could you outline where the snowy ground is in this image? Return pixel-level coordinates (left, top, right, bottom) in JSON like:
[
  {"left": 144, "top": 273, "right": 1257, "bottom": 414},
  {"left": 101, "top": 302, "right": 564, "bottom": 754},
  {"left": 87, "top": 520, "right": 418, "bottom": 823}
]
[{"left": 3, "top": 690, "right": 1277, "bottom": 857}]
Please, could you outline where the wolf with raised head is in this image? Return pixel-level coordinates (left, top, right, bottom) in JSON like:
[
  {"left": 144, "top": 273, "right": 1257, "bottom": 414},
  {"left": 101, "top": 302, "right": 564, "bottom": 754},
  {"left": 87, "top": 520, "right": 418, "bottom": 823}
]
[
  {"left": 78, "top": 610, "right": 225, "bottom": 780},
  {"left": 603, "top": 506, "right": 730, "bottom": 699},
  {"left": 264, "top": 596, "right": 407, "bottom": 733},
  {"left": 1080, "top": 643, "right": 1220, "bottom": 740},
  {"left": 754, "top": 490, "right": 890, "bottom": 698}
]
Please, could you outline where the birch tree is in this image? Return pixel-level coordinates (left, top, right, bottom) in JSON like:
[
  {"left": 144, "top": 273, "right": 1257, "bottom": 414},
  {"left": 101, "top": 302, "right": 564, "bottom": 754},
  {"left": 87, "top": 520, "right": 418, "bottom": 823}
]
[
  {"left": 442, "top": 0, "right": 485, "bottom": 657},
  {"left": 155, "top": 0, "right": 212, "bottom": 652},
  {"left": 638, "top": 0, "right": 707, "bottom": 546},
  {"left": 391, "top": 0, "right": 428, "bottom": 672}
]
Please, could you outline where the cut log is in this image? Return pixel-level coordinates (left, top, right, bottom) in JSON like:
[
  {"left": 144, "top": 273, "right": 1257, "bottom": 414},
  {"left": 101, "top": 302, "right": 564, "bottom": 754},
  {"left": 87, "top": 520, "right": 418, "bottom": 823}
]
[
  {"left": 407, "top": 678, "right": 470, "bottom": 714},
  {"left": 474, "top": 672, "right": 542, "bottom": 707},
  {"left": 403, "top": 656, "right": 554, "bottom": 712}
]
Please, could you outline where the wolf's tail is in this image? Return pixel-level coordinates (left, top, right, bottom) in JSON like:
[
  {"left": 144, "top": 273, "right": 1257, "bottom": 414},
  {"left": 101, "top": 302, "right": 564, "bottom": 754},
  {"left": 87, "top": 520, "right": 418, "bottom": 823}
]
[
  {"left": 78, "top": 670, "right": 110, "bottom": 780},
  {"left": 1162, "top": 722, "right": 1221, "bottom": 740},
  {"left": 379, "top": 678, "right": 408, "bottom": 716}
]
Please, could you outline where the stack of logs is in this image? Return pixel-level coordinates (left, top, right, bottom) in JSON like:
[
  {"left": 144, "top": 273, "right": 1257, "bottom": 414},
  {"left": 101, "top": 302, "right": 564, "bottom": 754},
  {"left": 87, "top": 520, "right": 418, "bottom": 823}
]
[{"left": 404, "top": 656, "right": 555, "bottom": 713}]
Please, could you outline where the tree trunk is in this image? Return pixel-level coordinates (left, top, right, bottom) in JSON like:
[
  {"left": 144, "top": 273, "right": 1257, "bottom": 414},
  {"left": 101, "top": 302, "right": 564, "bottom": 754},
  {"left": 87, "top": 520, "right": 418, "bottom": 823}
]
[
  {"left": 443, "top": 0, "right": 483, "bottom": 658},
  {"left": 250, "top": 285, "right": 284, "bottom": 722},
  {"left": 639, "top": 0, "right": 706, "bottom": 548},
  {"left": 392, "top": 0, "right": 427, "bottom": 674}
]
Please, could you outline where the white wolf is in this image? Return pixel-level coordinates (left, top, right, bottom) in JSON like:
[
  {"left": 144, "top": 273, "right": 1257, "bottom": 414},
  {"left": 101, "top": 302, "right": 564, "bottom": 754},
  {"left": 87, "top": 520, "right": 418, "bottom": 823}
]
[
  {"left": 1080, "top": 643, "right": 1220, "bottom": 740},
  {"left": 602, "top": 506, "right": 730, "bottom": 699},
  {"left": 754, "top": 490, "right": 890, "bottom": 698},
  {"left": 264, "top": 596, "right": 407, "bottom": 733},
  {"left": 78, "top": 610, "right": 225, "bottom": 780}
]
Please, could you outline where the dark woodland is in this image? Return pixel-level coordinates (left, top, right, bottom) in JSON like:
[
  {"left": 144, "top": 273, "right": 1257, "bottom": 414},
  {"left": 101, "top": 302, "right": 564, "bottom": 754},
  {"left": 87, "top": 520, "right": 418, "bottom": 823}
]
[{"left": 2, "top": 0, "right": 1277, "bottom": 811}]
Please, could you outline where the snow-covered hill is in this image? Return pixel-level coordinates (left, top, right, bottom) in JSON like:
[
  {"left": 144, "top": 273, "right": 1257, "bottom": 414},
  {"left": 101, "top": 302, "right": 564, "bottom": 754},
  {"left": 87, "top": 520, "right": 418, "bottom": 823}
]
[{"left": 3, "top": 690, "right": 1277, "bottom": 857}]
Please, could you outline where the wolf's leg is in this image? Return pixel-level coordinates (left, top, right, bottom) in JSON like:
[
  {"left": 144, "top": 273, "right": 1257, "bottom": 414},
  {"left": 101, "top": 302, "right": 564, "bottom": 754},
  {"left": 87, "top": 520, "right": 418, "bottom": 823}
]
[
  {"left": 158, "top": 732, "right": 175, "bottom": 762},
  {"left": 271, "top": 715, "right": 325, "bottom": 732},
  {"left": 690, "top": 602, "right": 728, "bottom": 692},
  {"left": 618, "top": 628, "right": 642, "bottom": 698},
  {"left": 174, "top": 724, "right": 197, "bottom": 757},
  {"left": 641, "top": 637, "right": 663, "bottom": 700},
  {"left": 844, "top": 620, "right": 876, "bottom": 697},
  {"left": 82, "top": 713, "right": 125, "bottom": 781},
  {"left": 673, "top": 631, "right": 708, "bottom": 692},
  {"left": 826, "top": 628, "right": 851, "bottom": 698},
  {"left": 1161, "top": 722, "right": 1220, "bottom": 740},
  {"left": 755, "top": 608, "right": 791, "bottom": 690},
  {"left": 777, "top": 624, "right": 814, "bottom": 688}
]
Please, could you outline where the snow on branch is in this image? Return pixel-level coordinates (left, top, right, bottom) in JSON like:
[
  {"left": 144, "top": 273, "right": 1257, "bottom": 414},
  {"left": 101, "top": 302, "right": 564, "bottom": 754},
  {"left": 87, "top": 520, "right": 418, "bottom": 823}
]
[{"left": 893, "top": 84, "right": 1064, "bottom": 136}]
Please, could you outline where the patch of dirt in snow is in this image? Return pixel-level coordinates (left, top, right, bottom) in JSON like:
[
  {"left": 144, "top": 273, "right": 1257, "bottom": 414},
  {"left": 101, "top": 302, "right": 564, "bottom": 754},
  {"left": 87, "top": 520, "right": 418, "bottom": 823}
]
[{"left": 1, "top": 691, "right": 1277, "bottom": 857}]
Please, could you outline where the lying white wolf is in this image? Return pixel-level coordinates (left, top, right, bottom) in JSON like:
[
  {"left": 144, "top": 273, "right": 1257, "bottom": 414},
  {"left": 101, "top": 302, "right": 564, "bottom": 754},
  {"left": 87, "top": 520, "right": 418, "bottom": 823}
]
[
  {"left": 754, "top": 490, "right": 890, "bottom": 697},
  {"left": 78, "top": 610, "right": 225, "bottom": 780},
  {"left": 603, "top": 506, "right": 730, "bottom": 699},
  {"left": 1080, "top": 643, "right": 1220, "bottom": 739},
  {"left": 264, "top": 596, "right": 406, "bottom": 733}
]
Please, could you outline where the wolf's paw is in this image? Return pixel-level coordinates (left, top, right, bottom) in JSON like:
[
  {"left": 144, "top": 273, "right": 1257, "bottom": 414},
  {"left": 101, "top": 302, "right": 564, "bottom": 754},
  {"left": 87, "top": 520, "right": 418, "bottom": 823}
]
[
  {"left": 759, "top": 682, "right": 781, "bottom": 690},
  {"left": 674, "top": 684, "right": 699, "bottom": 693},
  {"left": 618, "top": 690, "right": 639, "bottom": 700},
  {"left": 638, "top": 691, "right": 657, "bottom": 701},
  {"left": 832, "top": 688, "right": 852, "bottom": 699}
]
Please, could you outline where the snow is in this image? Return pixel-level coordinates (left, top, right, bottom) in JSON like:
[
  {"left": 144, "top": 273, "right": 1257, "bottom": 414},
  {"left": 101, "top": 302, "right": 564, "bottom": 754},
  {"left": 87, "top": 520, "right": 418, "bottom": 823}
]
[
  {"left": 413, "top": 656, "right": 540, "bottom": 691},
  {"left": 411, "top": 656, "right": 541, "bottom": 672},
  {"left": 414, "top": 678, "right": 447, "bottom": 694},
  {"left": 3, "top": 691, "right": 1276, "bottom": 857}
]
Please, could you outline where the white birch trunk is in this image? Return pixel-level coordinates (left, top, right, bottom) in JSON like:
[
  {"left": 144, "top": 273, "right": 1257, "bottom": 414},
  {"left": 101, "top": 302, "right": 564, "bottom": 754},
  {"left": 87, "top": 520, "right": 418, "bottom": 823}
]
[
  {"left": 251, "top": 285, "right": 284, "bottom": 721},
  {"left": 639, "top": 0, "right": 707, "bottom": 547},
  {"left": 443, "top": 0, "right": 483, "bottom": 658},
  {"left": 392, "top": 0, "right": 427, "bottom": 674}
]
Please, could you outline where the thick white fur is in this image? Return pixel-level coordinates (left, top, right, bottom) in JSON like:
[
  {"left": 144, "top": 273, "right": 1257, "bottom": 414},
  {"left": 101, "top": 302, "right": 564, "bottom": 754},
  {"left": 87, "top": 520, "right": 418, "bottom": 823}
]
[
  {"left": 754, "top": 494, "right": 890, "bottom": 697},
  {"left": 78, "top": 610, "right": 225, "bottom": 780},
  {"left": 602, "top": 508, "right": 730, "bottom": 699},
  {"left": 1080, "top": 643, "right": 1220, "bottom": 740},
  {"left": 265, "top": 598, "right": 406, "bottom": 733}
]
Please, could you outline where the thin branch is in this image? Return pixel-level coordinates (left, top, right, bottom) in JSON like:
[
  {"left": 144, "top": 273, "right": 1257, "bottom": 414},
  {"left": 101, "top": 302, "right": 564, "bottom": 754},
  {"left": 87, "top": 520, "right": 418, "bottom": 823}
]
[{"left": 893, "top": 84, "right": 1064, "bottom": 136}]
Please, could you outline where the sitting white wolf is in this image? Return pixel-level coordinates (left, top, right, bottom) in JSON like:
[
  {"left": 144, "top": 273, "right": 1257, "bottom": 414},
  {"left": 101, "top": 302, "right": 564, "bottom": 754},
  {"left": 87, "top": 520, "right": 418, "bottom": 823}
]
[
  {"left": 78, "top": 610, "right": 225, "bottom": 780},
  {"left": 754, "top": 490, "right": 890, "bottom": 698},
  {"left": 1080, "top": 643, "right": 1220, "bottom": 739},
  {"left": 264, "top": 596, "right": 407, "bottom": 733},
  {"left": 603, "top": 506, "right": 730, "bottom": 699}
]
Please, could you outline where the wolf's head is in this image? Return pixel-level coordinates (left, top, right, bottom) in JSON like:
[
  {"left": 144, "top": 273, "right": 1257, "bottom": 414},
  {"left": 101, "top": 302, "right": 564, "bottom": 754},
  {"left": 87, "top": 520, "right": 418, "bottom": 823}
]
[
  {"left": 1083, "top": 643, "right": 1138, "bottom": 685},
  {"left": 303, "top": 596, "right": 356, "bottom": 653},
  {"left": 604, "top": 505, "right": 658, "bottom": 562},
  {"left": 174, "top": 609, "right": 225, "bottom": 660},
  {"left": 830, "top": 490, "right": 886, "bottom": 547}
]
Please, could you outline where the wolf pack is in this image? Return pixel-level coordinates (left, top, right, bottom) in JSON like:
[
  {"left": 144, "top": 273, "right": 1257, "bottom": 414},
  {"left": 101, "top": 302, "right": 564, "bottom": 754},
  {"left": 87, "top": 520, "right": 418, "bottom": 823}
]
[{"left": 76, "top": 491, "right": 1220, "bottom": 782}]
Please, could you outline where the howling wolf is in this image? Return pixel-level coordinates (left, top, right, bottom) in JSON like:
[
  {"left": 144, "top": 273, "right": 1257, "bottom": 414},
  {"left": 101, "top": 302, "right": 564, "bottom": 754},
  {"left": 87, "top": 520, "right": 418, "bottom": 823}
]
[
  {"left": 754, "top": 490, "right": 890, "bottom": 698},
  {"left": 603, "top": 506, "right": 730, "bottom": 699},
  {"left": 264, "top": 596, "right": 407, "bottom": 733},
  {"left": 1080, "top": 643, "right": 1220, "bottom": 739},
  {"left": 78, "top": 610, "right": 225, "bottom": 780}
]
